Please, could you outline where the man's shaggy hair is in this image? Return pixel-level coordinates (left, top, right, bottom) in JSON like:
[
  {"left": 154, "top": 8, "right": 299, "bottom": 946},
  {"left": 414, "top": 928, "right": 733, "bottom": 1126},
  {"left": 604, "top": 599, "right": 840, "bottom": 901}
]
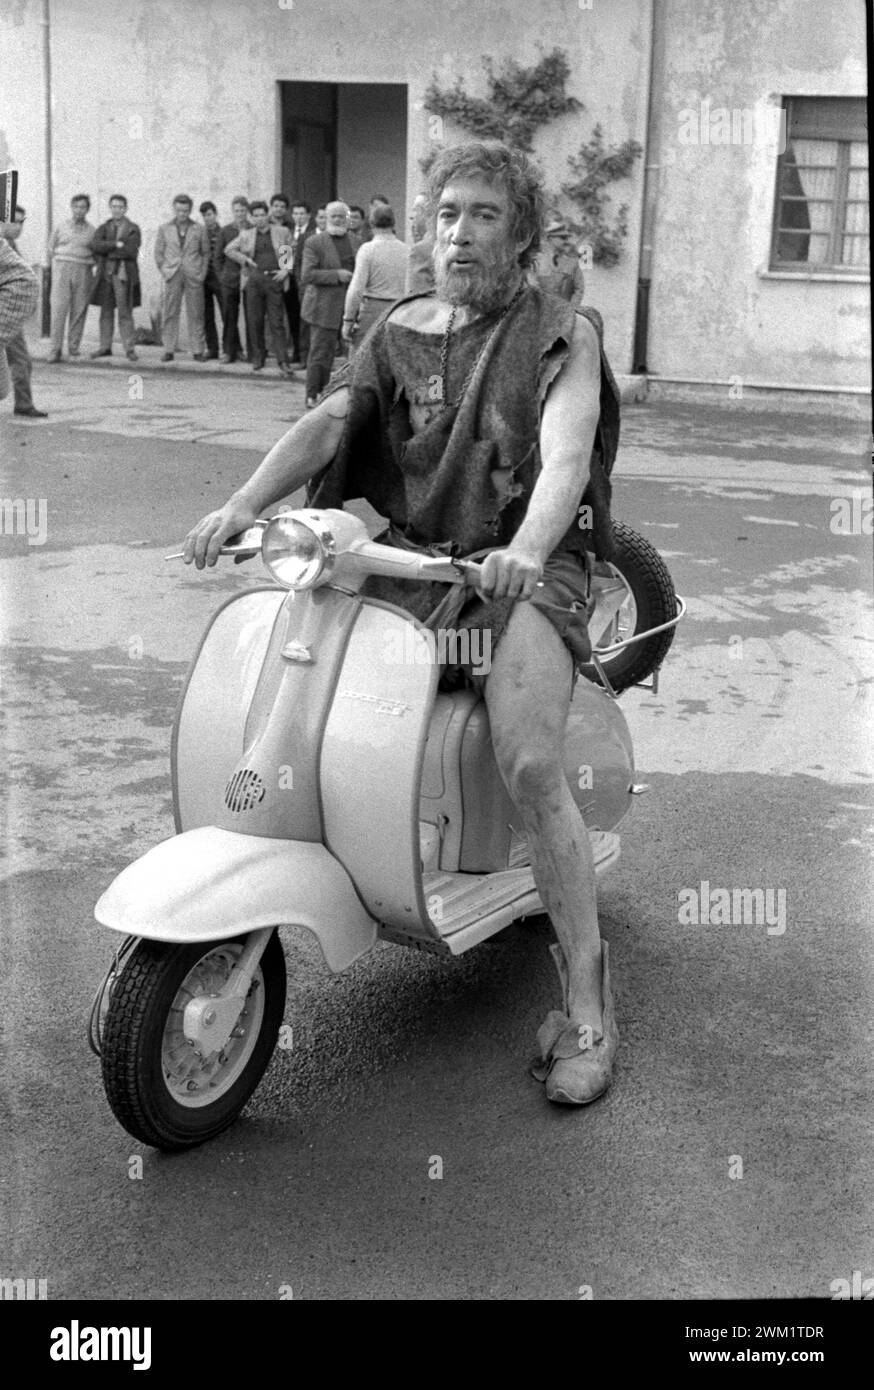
[{"left": 425, "top": 141, "right": 545, "bottom": 269}]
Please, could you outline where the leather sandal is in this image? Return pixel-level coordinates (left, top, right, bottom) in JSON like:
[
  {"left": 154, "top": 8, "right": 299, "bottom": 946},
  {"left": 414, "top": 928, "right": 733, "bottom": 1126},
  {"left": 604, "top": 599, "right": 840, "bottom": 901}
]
[{"left": 530, "top": 940, "right": 619, "bottom": 1105}]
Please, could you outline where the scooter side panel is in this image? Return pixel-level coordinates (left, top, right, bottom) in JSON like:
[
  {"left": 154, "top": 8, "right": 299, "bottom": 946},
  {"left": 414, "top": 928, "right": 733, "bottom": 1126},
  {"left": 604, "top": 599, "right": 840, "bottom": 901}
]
[
  {"left": 172, "top": 588, "right": 287, "bottom": 832},
  {"left": 319, "top": 600, "right": 441, "bottom": 939},
  {"left": 564, "top": 679, "right": 635, "bottom": 831},
  {"left": 94, "top": 828, "right": 378, "bottom": 972}
]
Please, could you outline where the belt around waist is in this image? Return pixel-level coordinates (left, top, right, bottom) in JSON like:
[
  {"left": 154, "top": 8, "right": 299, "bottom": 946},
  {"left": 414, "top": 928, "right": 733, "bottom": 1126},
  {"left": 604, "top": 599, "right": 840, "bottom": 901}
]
[{"left": 361, "top": 294, "right": 396, "bottom": 303}]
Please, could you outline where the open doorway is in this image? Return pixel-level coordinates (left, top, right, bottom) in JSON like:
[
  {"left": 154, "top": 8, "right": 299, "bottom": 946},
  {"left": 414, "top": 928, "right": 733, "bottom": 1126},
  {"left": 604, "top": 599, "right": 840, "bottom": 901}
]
[{"left": 279, "top": 81, "right": 408, "bottom": 227}]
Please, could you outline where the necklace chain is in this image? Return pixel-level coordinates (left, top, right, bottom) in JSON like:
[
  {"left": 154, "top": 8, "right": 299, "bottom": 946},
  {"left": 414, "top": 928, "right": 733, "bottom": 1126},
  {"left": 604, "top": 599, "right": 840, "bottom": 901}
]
[{"left": 438, "top": 283, "right": 526, "bottom": 410}]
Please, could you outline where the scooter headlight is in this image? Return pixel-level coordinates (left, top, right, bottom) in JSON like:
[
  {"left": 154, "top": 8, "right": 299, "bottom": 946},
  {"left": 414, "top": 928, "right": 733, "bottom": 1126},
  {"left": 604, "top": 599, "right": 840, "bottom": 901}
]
[{"left": 262, "top": 512, "right": 332, "bottom": 589}]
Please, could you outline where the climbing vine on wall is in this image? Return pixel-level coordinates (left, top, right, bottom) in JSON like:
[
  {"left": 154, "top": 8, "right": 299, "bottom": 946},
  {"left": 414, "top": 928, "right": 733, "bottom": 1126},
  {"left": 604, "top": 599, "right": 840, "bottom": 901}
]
[
  {"left": 422, "top": 49, "right": 581, "bottom": 153},
  {"left": 562, "top": 125, "right": 643, "bottom": 267},
  {"left": 422, "top": 47, "right": 642, "bottom": 267}
]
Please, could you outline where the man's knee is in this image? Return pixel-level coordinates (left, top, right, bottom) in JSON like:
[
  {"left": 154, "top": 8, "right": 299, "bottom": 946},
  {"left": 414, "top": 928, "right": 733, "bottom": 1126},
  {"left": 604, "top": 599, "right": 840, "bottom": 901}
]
[{"left": 491, "top": 732, "right": 565, "bottom": 811}]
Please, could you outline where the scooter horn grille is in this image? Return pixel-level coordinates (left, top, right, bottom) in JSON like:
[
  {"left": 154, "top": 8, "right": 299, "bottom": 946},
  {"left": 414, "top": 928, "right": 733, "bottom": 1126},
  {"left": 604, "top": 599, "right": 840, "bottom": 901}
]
[{"left": 224, "top": 768, "right": 266, "bottom": 813}]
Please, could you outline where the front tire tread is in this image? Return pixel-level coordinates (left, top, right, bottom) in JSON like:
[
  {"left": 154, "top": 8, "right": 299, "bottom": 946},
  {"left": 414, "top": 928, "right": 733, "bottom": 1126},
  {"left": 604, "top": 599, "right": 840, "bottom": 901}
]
[{"left": 101, "top": 933, "right": 286, "bottom": 1152}]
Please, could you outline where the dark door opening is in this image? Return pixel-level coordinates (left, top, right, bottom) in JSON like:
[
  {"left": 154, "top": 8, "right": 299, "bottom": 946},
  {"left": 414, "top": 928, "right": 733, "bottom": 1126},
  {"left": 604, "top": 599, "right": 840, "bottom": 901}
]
[
  {"left": 280, "top": 82, "right": 337, "bottom": 211},
  {"left": 279, "top": 81, "right": 408, "bottom": 228}
]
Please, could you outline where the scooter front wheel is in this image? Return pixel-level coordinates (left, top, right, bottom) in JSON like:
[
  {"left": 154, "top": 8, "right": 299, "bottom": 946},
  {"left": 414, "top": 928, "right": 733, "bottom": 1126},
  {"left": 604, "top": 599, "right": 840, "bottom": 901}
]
[{"left": 101, "top": 932, "right": 287, "bottom": 1151}]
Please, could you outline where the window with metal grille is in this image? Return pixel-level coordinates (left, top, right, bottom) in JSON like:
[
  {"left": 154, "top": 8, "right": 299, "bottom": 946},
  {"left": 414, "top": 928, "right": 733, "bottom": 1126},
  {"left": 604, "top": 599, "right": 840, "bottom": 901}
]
[{"left": 770, "top": 97, "right": 868, "bottom": 273}]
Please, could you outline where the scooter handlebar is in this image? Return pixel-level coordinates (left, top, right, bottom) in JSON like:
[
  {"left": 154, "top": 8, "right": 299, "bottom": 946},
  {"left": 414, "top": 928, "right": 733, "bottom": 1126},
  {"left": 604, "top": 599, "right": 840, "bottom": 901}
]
[
  {"left": 164, "top": 522, "right": 266, "bottom": 563},
  {"left": 328, "top": 535, "right": 484, "bottom": 588},
  {"left": 166, "top": 512, "right": 485, "bottom": 586}
]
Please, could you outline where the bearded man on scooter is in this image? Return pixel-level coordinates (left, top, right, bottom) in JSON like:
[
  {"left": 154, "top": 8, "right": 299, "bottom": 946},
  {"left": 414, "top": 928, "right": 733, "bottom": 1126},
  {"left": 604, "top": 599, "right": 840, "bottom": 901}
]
[{"left": 185, "top": 140, "right": 622, "bottom": 1105}]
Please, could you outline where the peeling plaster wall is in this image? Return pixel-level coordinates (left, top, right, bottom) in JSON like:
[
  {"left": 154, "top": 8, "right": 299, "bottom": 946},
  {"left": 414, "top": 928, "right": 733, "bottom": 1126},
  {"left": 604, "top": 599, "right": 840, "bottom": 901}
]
[
  {"left": 1, "top": 0, "right": 865, "bottom": 385},
  {"left": 336, "top": 84, "right": 407, "bottom": 222},
  {"left": 0, "top": 0, "right": 48, "bottom": 272},
  {"left": 648, "top": 0, "right": 869, "bottom": 387},
  {"left": 0, "top": 0, "right": 650, "bottom": 365}
]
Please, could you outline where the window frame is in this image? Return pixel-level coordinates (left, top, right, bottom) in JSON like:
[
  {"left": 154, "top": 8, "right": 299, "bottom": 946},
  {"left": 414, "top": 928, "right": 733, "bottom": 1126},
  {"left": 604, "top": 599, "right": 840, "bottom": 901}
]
[{"left": 769, "top": 96, "right": 868, "bottom": 276}]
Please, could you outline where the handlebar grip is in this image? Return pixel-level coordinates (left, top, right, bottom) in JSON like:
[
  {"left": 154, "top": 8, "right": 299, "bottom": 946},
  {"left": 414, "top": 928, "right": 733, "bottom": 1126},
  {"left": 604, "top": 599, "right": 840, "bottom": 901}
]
[
  {"left": 164, "top": 523, "right": 265, "bottom": 562},
  {"left": 456, "top": 559, "right": 485, "bottom": 585}
]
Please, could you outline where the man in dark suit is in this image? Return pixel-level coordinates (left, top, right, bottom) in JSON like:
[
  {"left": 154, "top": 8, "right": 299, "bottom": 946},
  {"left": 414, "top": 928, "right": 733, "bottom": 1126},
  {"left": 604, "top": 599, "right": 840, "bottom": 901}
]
[
  {"left": 269, "top": 193, "right": 299, "bottom": 363},
  {"left": 289, "top": 199, "right": 317, "bottom": 367},
  {"left": 299, "top": 200, "right": 355, "bottom": 407},
  {"left": 199, "top": 200, "right": 225, "bottom": 359},
  {"left": 89, "top": 194, "right": 141, "bottom": 360},
  {"left": 218, "top": 196, "right": 250, "bottom": 362},
  {"left": 347, "top": 205, "right": 369, "bottom": 251}
]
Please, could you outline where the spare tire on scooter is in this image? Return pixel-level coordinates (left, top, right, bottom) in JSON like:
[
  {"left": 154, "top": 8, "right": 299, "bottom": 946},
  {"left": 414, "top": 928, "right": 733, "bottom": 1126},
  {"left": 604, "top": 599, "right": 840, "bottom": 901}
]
[{"left": 580, "top": 521, "right": 679, "bottom": 694}]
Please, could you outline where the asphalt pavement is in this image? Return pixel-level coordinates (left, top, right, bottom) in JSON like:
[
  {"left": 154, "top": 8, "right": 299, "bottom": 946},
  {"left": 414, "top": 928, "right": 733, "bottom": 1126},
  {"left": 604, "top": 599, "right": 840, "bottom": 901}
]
[{"left": 1, "top": 361, "right": 872, "bottom": 1300}]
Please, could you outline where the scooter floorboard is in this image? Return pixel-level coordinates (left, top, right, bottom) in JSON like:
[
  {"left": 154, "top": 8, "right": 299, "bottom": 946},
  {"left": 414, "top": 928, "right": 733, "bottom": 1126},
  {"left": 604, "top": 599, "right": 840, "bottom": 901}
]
[{"left": 400, "top": 829, "right": 621, "bottom": 957}]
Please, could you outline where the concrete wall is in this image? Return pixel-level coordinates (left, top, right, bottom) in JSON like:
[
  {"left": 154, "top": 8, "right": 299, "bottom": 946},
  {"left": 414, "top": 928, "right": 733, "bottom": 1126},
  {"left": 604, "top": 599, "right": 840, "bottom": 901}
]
[
  {"left": 0, "top": 0, "right": 866, "bottom": 384},
  {"left": 402, "top": 0, "right": 652, "bottom": 371},
  {"left": 647, "top": 0, "right": 869, "bottom": 388},
  {"left": 336, "top": 83, "right": 407, "bottom": 224},
  {"left": 0, "top": 0, "right": 650, "bottom": 364}
]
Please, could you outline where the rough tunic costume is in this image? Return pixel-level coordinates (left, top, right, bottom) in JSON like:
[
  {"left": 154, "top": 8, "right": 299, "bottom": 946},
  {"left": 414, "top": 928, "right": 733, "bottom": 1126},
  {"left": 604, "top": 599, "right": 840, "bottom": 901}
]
[{"left": 307, "top": 286, "right": 620, "bottom": 670}]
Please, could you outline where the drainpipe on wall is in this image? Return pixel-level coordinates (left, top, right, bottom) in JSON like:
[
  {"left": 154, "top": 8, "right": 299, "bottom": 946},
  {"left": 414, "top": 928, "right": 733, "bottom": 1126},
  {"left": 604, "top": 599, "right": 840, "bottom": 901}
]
[
  {"left": 632, "top": 0, "right": 665, "bottom": 374},
  {"left": 40, "top": 0, "right": 53, "bottom": 336}
]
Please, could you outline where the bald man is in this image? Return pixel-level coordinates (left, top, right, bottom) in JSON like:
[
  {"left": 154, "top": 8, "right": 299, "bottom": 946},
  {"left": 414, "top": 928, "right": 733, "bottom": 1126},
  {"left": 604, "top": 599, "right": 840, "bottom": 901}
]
[{"left": 299, "top": 200, "right": 356, "bottom": 407}]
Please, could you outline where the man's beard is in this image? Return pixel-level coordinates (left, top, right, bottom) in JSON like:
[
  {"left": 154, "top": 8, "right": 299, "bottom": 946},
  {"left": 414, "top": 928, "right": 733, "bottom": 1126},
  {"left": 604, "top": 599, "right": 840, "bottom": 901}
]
[{"left": 433, "top": 240, "right": 523, "bottom": 315}]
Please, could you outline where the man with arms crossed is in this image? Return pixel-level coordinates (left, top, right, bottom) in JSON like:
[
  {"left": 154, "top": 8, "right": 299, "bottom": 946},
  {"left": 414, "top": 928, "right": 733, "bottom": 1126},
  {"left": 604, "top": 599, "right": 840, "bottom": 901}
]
[
  {"left": 89, "top": 194, "right": 141, "bottom": 362},
  {"left": 184, "top": 141, "right": 621, "bottom": 1105}
]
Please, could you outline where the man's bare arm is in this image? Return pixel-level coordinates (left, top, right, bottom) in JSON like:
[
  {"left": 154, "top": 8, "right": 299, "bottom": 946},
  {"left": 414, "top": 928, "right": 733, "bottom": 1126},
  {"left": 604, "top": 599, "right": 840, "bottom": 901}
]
[
  {"left": 183, "top": 389, "right": 349, "bottom": 568},
  {"left": 480, "top": 314, "right": 601, "bottom": 599}
]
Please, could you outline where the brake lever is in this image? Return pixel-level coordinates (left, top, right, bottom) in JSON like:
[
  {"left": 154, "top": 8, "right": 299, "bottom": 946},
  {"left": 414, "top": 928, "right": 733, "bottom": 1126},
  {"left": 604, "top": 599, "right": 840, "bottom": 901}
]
[{"left": 164, "top": 521, "right": 268, "bottom": 562}]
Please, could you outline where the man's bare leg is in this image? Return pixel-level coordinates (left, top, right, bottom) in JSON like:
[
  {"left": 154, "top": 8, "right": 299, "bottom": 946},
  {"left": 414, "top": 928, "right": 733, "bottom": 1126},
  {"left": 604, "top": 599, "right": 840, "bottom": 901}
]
[{"left": 484, "top": 601, "right": 604, "bottom": 1029}]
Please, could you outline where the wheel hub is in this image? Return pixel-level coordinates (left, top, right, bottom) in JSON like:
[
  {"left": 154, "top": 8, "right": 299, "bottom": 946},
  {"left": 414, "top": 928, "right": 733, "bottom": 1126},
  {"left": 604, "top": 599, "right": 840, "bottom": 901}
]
[
  {"left": 183, "top": 990, "right": 249, "bottom": 1054},
  {"left": 593, "top": 566, "right": 638, "bottom": 660},
  {"left": 161, "top": 946, "right": 266, "bottom": 1107}
]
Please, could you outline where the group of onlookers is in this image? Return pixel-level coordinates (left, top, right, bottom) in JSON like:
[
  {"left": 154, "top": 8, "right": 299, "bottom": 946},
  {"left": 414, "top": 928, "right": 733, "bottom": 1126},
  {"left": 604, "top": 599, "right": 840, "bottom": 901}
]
[
  {"left": 37, "top": 188, "right": 427, "bottom": 408},
  {"left": 3, "top": 182, "right": 586, "bottom": 420}
]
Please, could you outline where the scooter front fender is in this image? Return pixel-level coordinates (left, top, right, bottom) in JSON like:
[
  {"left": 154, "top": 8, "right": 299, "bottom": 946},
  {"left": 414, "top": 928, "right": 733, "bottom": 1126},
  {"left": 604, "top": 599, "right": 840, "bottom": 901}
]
[{"left": 94, "top": 827, "right": 378, "bottom": 973}]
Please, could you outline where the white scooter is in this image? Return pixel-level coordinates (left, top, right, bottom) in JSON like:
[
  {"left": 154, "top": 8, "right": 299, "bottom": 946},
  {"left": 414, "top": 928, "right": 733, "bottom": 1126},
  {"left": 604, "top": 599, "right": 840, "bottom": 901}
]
[{"left": 90, "top": 508, "right": 684, "bottom": 1150}]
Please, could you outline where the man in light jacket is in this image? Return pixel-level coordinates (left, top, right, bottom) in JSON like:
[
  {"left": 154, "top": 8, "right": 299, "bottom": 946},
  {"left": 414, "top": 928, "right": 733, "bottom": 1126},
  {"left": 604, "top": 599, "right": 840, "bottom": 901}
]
[
  {"left": 154, "top": 194, "right": 209, "bottom": 362},
  {"left": 47, "top": 193, "right": 95, "bottom": 360},
  {"left": 223, "top": 200, "right": 294, "bottom": 377},
  {"left": 341, "top": 203, "right": 407, "bottom": 355}
]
